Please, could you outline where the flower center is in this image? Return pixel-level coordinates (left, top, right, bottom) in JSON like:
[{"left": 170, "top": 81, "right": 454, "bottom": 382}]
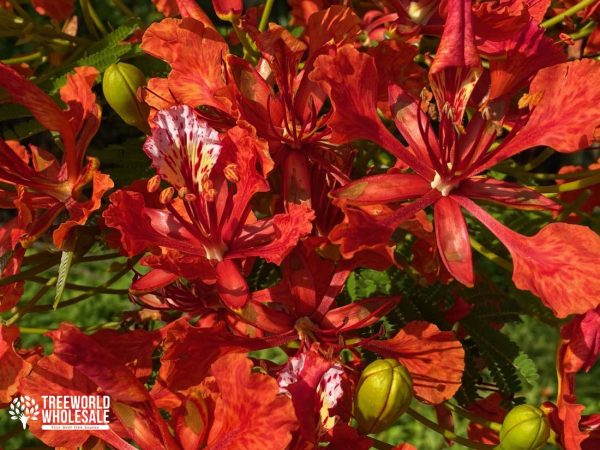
[{"left": 430, "top": 171, "right": 457, "bottom": 196}]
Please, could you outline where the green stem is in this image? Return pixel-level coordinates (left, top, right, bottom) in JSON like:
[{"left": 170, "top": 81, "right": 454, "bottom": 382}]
[
  {"left": 18, "top": 327, "right": 50, "bottom": 334},
  {"left": 521, "top": 148, "right": 554, "bottom": 172},
  {"left": 369, "top": 438, "right": 394, "bottom": 450},
  {"left": 1, "top": 51, "right": 43, "bottom": 65},
  {"left": 28, "top": 256, "right": 139, "bottom": 313},
  {"left": 498, "top": 167, "right": 600, "bottom": 181},
  {"left": 86, "top": 0, "right": 107, "bottom": 35},
  {"left": 530, "top": 172, "right": 600, "bottom": 193},
  {"left": 470, "top": 237, "right": 512, "bottom": 272},
  {"left": 77, "top": 252, "right": 123, "bottom": 263},
  {"left": 7, "top": 0, "right": 31, "bottom": 20},
  {"left": 4, "top": 277, "right": 56, "bottom": 326},
  {"left": 258, "top": 0, "right": 275, "bottom": 32},
  {"left": 407, "top": 408, "right": 495, "bottom": 450},
  {"left": 555, "top": 190, "right": 591, "bottom": 222},
  {"left": 28, "top": 276, "right": 128, "bottom": 294},
  {"left": 80, "top": 0, "right": 99, "bottom": 39},
  {"left": 112, "top": 0, "right": 135, "bottom": 17},
  {"left": 232, "top": 20, "right": 259, "bottom": 63},
  {"left": 444, "top": 402, "right": 502, "bottom": 432},
  {"left": 541, "top": 0, "right": 599, "bottom": 28},
  {"left": 0, "top": 260, "right": 58, "bottom": 287},
  {"left": 570, "top": 20, "right": 596, "bottom": 40}
]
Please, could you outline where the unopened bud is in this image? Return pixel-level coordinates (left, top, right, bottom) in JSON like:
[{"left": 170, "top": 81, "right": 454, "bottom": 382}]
[
  {"left": 212, "top": 0, "right": 243, "bottom": 22},
  {"left": 102, "top": 62, "right": 150, "bottom": 133},
  {"left": 499, "top": 404, "right": 550, "bottom": 450},
  {"left": 354, "top": 359, "right": 413, "bottom": 434}
]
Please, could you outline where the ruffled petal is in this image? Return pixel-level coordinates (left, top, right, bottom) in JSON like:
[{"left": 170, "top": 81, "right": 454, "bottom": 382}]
[
  {"left": 228, "top": 203, "right": 315, "bottom": 265},
  {"left": 364, "top": 321, "right": 465, "bottom": 404},
  {"left": 0, "top": 326, "right": 31, "bottom": 404},
  {"left": 206, "top": 354, "right": 298, "bottom": 449},
  {"left": 50, "top": 324, "right": 179, "bottom": 450},
  {"left": 456, "top": 195, "right": 600, "bottom": 318},
  {"left": 496, "top": 59, "right": 600, "bottom": 160}
]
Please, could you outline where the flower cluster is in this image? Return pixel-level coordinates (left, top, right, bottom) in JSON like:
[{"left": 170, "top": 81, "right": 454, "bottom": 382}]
[{"left": 1, "top": 0, "right": 599, "bottom": 449}]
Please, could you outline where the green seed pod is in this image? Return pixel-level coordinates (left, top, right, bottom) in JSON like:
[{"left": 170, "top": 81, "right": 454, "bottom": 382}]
[
  {"left": 102, "top": 62, "right": 150, "bottom": 133},
  {"left": 499, "top": 404, "right": 550, "bottom": 450},
  {"left": 354, "top": 359, "right": 413, "bottom": 434}
]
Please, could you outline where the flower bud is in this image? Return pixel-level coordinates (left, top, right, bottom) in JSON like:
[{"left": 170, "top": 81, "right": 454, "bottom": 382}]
[
  {"left": 212, "top": 0, "right": 243, "bottom": 22},
  {"left": 354, "top": 359, "right": 413, "bottom": 434},
  {"left": 499, "top": 404, "right": 550, "bottom": 450},
  {"left": 102, "top": 62, "right": 150, "bottom": 133}
]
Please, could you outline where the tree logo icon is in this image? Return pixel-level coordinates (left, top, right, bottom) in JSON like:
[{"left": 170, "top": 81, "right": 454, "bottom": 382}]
[{"left": 8, "top": 396, "right": 39, "bottom": 429}]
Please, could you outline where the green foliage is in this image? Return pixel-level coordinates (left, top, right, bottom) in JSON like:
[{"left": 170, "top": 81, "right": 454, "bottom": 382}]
[{"left": 41, "top": 19, "right": 142, "bottom": 94}]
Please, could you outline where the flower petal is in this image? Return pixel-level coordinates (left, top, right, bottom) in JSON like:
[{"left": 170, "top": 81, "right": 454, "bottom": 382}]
[
  {"left": 206, "top": 354, "right": 298, "bottom": 449},
  {"left": 497, "top": 59, "right": 600, "bottom": 158},
  {"left": 458, "top": 177, "right": 559, "bottom": 211},
  {"left": 103, "top": 189, "right": 205, "bottom": 256},
  {"left": 456, "top": 195, "right": 600, "bottom": 318},
  {"left": 59, "top": 66, "right": 101, "bottom": 169},
  {"left": 364, "top": 321, "right": 465, "bottom": 404},
  {"left": 0, "top": 326, "right": 31, "bottom": 404},
  {"left": 51, "top": 324, "right": 179, "bottom": 450},
  {"left": 31, "top": 0, "right": 74, "bottom": 21},
  {"left": 0, "top": 64, "right": 76, "bottom": 157},
  {"left": 144, "top": 105, "right": 222, "bottom": 193},
  {"left": 228, "top": 203, "right": 315, "bottom": 265},
  {"left": 430, "top": 0, "right": 482, "bottom": 123},
  {"left": 434, "top": 196, "right": 474, "bottom": 287},
  {"left": 309, "top": 46, "right": 400, "bottom": 152},
  {"left": 333, "top": 173, "right": 431, "bottom": 206},
  {"left": 154, "top": 320, "right": 271, "bottom": 403}
]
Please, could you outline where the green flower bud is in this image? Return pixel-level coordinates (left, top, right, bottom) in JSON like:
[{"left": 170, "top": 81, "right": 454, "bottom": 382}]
[
  {"left": 499, "top": 404, "right": 550, "bottom": 450},
  {"left": 102, "top": 62, "right": 149, "bottom": 133},
  {"left": 354, "top": 359, "right": 413, "bottom": 434}
]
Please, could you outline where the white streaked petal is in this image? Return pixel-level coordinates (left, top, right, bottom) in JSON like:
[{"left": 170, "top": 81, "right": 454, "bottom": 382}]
[{"left": 143, "top": 105, "right": 221, "bottom": 194}]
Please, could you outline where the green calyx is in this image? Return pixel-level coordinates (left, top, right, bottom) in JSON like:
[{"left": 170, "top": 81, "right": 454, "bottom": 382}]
[
  {"left": 102, "top": 62, "right": 150, "bottom": 133},
  {"left": 353, "top": 358, "right": 413, "bottom": 434},
  {"left": 498, "top": 404, "right": 550, "bottom": 450}
]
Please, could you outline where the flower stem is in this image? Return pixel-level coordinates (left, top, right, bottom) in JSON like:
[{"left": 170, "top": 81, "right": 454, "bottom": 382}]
[
  {"left": 531, "top": 171, "right": 600, "bottom": 193},
  {"left": 521, "top": 148, "right": 555, "bottom": 172},
  {"left": 28, "top": 256, "right": 140, "bottom": 314},
  {"left": 1, "top": 51, "right": 43, "bottom": 65},
  {"left": 232, "top": 20, "right": 259, "bottom": 63},
  {"left": 542, "top": 0, "right": 599, "bottom": 28},
  {"left": 570, "top": 20, "right": 596, "bottom": 40},
  {"left": 112, "top": 0, "right": 135, "bottom": 17},
  {"left": 259, "top": 0, "right": 275, "bottom": 32},
  {"left": 4, "top": 277, "right": 57, "bottom": 326},
  {"left": 7, "top": 0, "right": 31, "bottom": 20},
  {"left": 407, "top": 408, "right": 496, "bottom": 450},
  {"left": 469, "top": 237, "right": 512, "bottom": 272}
]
